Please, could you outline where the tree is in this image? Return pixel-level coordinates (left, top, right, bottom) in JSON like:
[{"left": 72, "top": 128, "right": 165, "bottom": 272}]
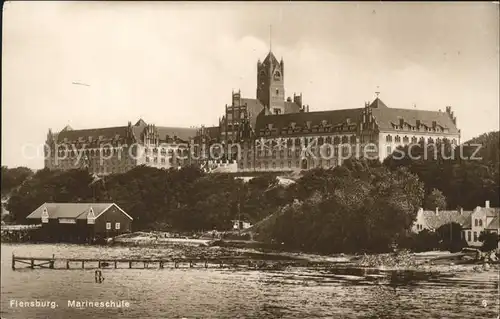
[
  {"left": 478, "top": 231, "right": 500, "bottom": 252},
  {"left": 1, "top": 166, "right": 34, "bottom": 196},
  {"left": 424, "top": 188, "right": 447, "bottom": 210},
  {"left": 435, "top": 222, "right": 466, "bottom": 252}
]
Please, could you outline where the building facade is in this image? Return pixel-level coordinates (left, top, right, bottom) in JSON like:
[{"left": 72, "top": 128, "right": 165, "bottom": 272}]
[
  {"left": 195, "top": 49, "right": 461, "bottom": 172},
  {"left": 45, "top": 119, "right": 197, "bottom": 175},
  {"left": 462, "top": 201, "right": 499, "bottom": 247},
  {"left": 26, "top": 202, "right": 133, "bottom": 242},
  {"left": 412, "top": 200, "right": 499, "bottom": 248}
]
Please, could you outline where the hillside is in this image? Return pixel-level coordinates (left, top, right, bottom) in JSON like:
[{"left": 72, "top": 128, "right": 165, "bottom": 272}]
[{"left": 464, "top": 131, "right": 499, "bottom": 166}]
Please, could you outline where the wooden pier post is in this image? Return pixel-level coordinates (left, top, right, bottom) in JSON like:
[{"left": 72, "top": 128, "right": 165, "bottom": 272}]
[
  {"left": 82, "top": 261, "right": 84, "bottom": 269},
  {"left": 31, "top": 258, "right": 35, "bottom": 269},
  {"left": 174, "top": 261, "right": 178, "bottom": 268},
  {"left": 189, "top": 261, "right": 193, "bottom": 268},
  {"left": 66, "top": 260, "right": 70, "bottom": 269},
  {"left": 98, "top": 260, "right": 101, "bottom": 268},
  {"left": 129, "top": 261, "right": 132, "bottom": 269},
  {"left": 12, "top": 254, "right": 15, "bottom": 270},
  {"left": 159, "top": 261, "right": 164, "bottom": 269},
  {"left": 205, "top": 260, "right": 208, "bottom": 269},
  {"left": 114, "top": 261, "right": 117, "bottom": 269}
]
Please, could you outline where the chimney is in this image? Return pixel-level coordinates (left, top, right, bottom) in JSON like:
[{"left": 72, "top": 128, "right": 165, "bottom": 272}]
[
  {"left": 435, "top": 207, "right": 439, "bottom": 215},
  {"left": 416, "top": 120, "right": 421, "bottom": 127},
  {"left": 485, "top": 200, "right": 490, "bottom": 208},
  {"left": 459, "top": 207, "right": 463, "bottom": 215}
]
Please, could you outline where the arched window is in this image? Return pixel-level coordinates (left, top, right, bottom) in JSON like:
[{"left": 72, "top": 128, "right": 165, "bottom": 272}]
[
  {"left": 479, "top": 219, "right": 483, "bottom": 227},
  {"left": 386, "top": 135, "right": 393, "bottom": 142},
  {"left": 411, "top": 137, "right": 418, "bottom": 143},
  {"left": 428, "top": 137, "right": 434, "bottom": 144},
  {"left": 341, "top": 136, "right": 348, "bottom": 144},
  {"left": 333, "top": 136, "right": 340, "bottom": 145},
  {"left": 403, "top": 136, "right": 409, "bottom": 143},
  {"left": 395, "top": 135, "right": 401, "bottom": 143}
]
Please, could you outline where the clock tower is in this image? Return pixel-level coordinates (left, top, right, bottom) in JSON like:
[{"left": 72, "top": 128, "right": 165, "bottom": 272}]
[{"left": 256, "top": 51, "right": 285, "bottom": 115}]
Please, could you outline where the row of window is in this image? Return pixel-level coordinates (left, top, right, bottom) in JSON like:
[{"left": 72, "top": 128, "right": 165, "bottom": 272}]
[
  {"left": 106, "top": 222, "right": 120, "bottom": 230},
  {"left": 392, "top": 125, "right": 444, "bottom": 133},
  {"left": 144, "top": 148, "right": 188, "bottom": 155},
  {"left": 385, "top": 135, "right": 457, "bottom": 145},
  {"left": 466, "top": 231, "right": 478, "bottom": 242},
  {"left": 240, "top": 159, "right": 335, "bottom": 169}
]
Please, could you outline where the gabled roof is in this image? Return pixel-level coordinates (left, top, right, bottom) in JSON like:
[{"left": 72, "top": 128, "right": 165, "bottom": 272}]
[
  {"left": 369, "top": 98, "right": 388, "bottom": 109},
  {"left": 241, "top": 98, "right": 266, "bottom": 129},
  {"left": 55, "top": 119, "right": 197, "bottom": 145},
  {"left": 486, "top": 216, "right": 499, "bottom": 230},
  {"left": 284, "top": 101, "right": 301, "bottom": 114},
  {"left": 371, "top": 104, "right": 459, "bottom": 134},
  {"left": 26, "top": 203, "right": 132, "bottom": 220},
  {"left": 56, "top": 126, "right": 130, "bottom": 142},
  {"left": 478, "top": 207, "right": 500, "bottom": 217},
  {"left": 255, "top": 108, "right": 363, "bottom": 136},
  {"left": 420, "top": 210, "right": 473, "bottom": 230},
  {"left": 155, "top": 127, "right": 197, "bottom": 143}
]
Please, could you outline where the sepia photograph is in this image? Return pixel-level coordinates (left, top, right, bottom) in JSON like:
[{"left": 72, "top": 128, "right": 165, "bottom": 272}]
[{"left": 1, "top": 1, "right": 499, "bottom": 318}]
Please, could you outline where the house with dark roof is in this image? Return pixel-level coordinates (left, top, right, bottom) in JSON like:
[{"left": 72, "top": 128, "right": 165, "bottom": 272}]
[
  {"left": 194, "top": 47, "right": 461, "bottom": 173},
  {"left": 412, "top": 207, "right": 473, "bottom": 233},
  {"left": 413, "top": 200, "right": 499, "bottom": 248},
  {"left": 26, "top": 203, "right": 132, "bottom": 243},
  {"left": 45, "top": 118, "right": 198, "bottom": 175}
]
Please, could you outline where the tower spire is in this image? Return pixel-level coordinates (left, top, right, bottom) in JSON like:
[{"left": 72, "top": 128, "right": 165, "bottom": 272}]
[{"left": 269, "top": 24, "right": 272, "bottom": 52}]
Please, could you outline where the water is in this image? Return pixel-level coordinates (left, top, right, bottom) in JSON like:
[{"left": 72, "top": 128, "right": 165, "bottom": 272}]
[{"left": 1, "top": 244, "right": 499, "bottom": 319}]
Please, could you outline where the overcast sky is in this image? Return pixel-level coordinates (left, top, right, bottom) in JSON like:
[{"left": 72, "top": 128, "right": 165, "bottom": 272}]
[{"left": 2, "top": 1, "right": 499, "bottom": 169}]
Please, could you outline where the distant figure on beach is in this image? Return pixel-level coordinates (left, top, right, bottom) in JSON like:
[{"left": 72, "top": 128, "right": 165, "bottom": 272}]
[{"left": 95, "top": 270, "right": 104, "bottom": 283}]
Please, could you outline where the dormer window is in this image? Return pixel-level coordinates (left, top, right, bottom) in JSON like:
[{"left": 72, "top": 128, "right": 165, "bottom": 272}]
[
  {"left": 87, "top": 207, "right": 96, "bottom": 225},
  {"left": 41, "top": 207, "right": 49, "bottom": 223},
  {"left": 274, "top": 71, "right": 281, "bottom": 80}
]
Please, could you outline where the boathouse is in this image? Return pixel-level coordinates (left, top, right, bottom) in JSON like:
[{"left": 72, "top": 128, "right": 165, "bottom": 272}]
[{"left": 25, "top": 203, "right": 133, "bottom": 243}]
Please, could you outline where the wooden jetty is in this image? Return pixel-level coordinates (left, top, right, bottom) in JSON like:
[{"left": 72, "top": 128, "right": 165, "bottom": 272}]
[{"left": 11, "top": 254, "right": 329, "bottom": 270}]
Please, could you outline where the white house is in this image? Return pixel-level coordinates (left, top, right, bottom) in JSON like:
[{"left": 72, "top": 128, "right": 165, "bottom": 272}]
[
  {"left": 232, "top": 220, "right": 252, "bottom": 230},
  {"left": 462, "top": 201, "right": 499, "bottom": 247}
]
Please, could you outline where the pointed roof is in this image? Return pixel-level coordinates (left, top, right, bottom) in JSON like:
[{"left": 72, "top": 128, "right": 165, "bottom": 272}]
[
  {"left": 262, "top": 51, "right": 280, "bottom": 66},
  {"left": 369, "top": 98, "right": 389, "bottom": 109},
  {"left": 135, "top": 118, "right": 147, "bottom": 126},
  {"left": 61, "top": 125, "right": 73, "bottom": 132},
  {"left": 26, "top": 203, "right": 133, "bottom": 220}
]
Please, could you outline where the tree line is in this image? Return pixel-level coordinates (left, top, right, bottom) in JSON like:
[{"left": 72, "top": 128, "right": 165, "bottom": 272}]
[{"left": 3, "top": 131, "right": 499, "bottom": 253}]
